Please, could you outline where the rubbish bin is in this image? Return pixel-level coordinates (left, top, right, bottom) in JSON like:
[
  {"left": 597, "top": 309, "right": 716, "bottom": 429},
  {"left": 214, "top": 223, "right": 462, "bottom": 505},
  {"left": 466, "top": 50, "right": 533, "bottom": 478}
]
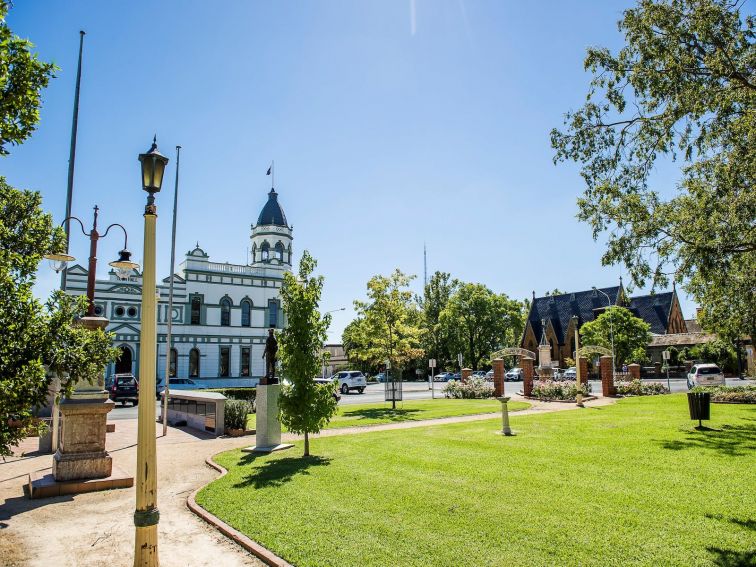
[{"left": 687, "top": 391, "right": 711, "bottom": 427}]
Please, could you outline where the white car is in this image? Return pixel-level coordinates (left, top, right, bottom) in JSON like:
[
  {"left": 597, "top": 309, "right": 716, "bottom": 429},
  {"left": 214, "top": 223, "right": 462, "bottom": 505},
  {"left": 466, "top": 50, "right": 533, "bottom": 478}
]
[
  {"left": 505, "top": 368, "right": 523, "bottom": 381},
  {"left": 331, "top": 370, "right": 367, "bottom": 395},
  {"left": 687, "top": 364, "right": 725, "bottom": 389},
  {"left": 563, "top": 367, "right": 577, "bottom": 380}
]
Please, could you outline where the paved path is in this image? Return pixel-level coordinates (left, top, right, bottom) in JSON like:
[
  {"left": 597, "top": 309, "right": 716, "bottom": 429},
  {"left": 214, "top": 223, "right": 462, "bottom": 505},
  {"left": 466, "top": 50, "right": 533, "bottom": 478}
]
[{"left": 0, "top": 395, "right": 614, "bottom": 567}]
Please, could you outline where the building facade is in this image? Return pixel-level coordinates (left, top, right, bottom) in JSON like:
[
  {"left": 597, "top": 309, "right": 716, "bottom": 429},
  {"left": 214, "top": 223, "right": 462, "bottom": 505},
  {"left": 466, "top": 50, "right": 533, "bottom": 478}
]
[{"left": 64, "top": 188, "right": 293, "bottom": 386}]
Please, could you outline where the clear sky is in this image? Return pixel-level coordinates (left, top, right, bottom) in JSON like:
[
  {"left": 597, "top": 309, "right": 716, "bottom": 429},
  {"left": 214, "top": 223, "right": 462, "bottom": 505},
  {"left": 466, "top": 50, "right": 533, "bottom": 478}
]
[{"left": 5, "top": 0, "right": 696, "bottom": 341}]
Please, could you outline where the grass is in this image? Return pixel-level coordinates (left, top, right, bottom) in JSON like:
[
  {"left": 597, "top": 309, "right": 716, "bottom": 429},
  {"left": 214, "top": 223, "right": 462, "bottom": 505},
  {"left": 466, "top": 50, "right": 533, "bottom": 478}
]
[
  {"left": 245, "top": 397, "right": 530, "bottom": 430},
  {"left": 199, "top": 394, "right": 756, "bottom": 566}
]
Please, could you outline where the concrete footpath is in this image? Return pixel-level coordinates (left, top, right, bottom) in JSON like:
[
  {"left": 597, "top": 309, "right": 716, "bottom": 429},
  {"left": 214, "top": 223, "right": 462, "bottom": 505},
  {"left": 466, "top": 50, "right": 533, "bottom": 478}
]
[{"left": 0, "top": 395, "right": 614, "bottom": 567}]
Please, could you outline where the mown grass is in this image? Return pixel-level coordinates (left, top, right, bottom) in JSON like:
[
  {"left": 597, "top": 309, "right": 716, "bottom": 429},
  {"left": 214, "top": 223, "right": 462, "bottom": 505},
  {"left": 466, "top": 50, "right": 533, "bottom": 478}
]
[
  {"left": 199, "top": 394, "right": 756, "bottom": 566},
  {"left": 246, "top": 398, "right": 530, "bottom": 430}
]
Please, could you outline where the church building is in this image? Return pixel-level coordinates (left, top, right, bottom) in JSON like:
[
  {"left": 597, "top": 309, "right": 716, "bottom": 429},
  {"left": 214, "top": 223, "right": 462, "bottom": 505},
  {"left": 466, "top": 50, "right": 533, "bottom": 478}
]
[{"left": 63, "top": 188, "right": 293, "bottom": 386}]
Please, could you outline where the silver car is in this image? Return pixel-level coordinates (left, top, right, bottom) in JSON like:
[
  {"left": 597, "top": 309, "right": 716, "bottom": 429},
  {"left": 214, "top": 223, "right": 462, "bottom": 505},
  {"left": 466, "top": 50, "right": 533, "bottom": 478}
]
[
  {"left": 687, "top": 364, "right": 725, "bottom": 389},
  {"left": 331, "top": 370, "right": 367, "bottom": 395}
]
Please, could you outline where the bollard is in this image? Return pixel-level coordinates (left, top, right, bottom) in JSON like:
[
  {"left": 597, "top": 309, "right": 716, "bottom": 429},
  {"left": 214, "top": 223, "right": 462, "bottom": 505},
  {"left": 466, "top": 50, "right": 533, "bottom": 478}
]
[{"left": 496, "top": 396, "right": 514, "bottom": 436}]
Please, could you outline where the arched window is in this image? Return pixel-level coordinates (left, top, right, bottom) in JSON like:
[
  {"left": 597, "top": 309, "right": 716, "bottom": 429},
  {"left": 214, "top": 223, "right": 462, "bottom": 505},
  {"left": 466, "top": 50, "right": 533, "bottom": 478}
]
[
  {"left": 241, "top": 299, "right": 252, "bottom": 327},
  {"left": 189, "top": 348, "right": 200, "bottom": 377},
  {"left": 169, "top": 348, "right": 178, "bottom": 378},
  {"left": 220, "top": 297, "right": 231, "bottom": 326},
  {"left": 275, "top": 242, "right": 284, "bottom": 262},
  {"left": 261, "top": 242, "right": 270, "bottom": 262},
  {"left": 268, "top": 299, "right": 279, "bottom": 328},
  {"left": 250, "top": 243, "right": 256, "bottom": 264}
]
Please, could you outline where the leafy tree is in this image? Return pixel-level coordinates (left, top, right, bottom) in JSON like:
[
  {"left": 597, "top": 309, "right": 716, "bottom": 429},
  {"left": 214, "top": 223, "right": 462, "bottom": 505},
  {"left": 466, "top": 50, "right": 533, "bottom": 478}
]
[
  {"left": 0, "top": 183, "right": 118, "bottom": 456},
  {"left": 683, "top": 339, "right": 738, "bottom": 374},
  {"left": 350, "top": 270, "right": 423, "bottom": 407},
  {"left": 278, "top": 251, "right": 338, "bottom": 456},
  {"left": 418, "top": 271, "right": 459, "bottom": 369},
  {"left": 551, "top": 0, "right": 755, "bottom": 342},
  {"left": 0, "top": 1, "right": 56, "bottom": 155},
  {"left": 440, "top": 283, "right": 523, "bottom": 371},
  {"left": 544, "top": 289, "right": 565, "bottom": 296},
  {"left": 580, "top": 307, "right": 652, "bottom": 369}
]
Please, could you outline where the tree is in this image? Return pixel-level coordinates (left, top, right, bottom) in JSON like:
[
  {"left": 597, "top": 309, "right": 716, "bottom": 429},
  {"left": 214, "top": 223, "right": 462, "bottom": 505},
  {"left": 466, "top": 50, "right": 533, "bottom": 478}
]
[
  {"left": 351, "top": 270, "right": 423, "bottom": 407},
  {"left": 439, "top": 283, "right": 523, "bottom": 371},
  {"left": 277, "top": 251, "right": 338, "bottom": 457},
  {"left": 418, "top": 271, "right": 459, "bottom": 369},
  {"left": 551, "top": 0, "right": 755, "bottom": 342},
  {"left": 579, "top": 307, "right": 652, "bottom": 369},
  {"left": 0, "top": 1, "right": 56, "bottom": 155},
  {"left": 0, "top": 183, "right": 118, "bottom": 456},
  {"left": 544, "top": 289, "right": 565, "bottom": 296}
]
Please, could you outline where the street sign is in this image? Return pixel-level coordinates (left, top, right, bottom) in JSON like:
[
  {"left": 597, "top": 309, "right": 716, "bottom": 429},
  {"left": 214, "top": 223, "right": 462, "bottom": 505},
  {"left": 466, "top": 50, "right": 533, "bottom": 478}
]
[
  {"left": 385, "top": 359, "right": 391, "bottom": 370},
  {"left": 429, "top": 359, "right": 436, "bottom": 368},
  {"left": 457, "top": 353, "right": 463, "bottom": 367},
  {"left": 662, "top": 350, "right": 670, "bottom": 360}
]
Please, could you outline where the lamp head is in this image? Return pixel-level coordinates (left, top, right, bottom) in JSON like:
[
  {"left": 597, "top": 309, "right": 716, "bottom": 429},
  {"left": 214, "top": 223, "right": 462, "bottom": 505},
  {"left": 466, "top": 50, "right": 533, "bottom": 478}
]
[
  {"left": 44, "top": 252, "right": 76, "bottom": 273},
  {"left": 138, "top": 136, "right": 169, "bottom": 194},
  {"left": 109, "top": 249, "right": 139, "bottom": 280}
]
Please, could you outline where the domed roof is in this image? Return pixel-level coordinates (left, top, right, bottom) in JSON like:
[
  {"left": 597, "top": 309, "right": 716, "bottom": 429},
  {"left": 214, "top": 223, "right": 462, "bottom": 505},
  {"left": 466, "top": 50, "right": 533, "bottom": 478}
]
[{"left": 257, "top": 188, "right": 288, "bottom": 226}]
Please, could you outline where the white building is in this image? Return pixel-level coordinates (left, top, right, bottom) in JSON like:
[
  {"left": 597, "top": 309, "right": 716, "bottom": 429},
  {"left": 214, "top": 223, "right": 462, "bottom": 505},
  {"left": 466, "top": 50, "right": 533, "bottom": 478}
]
[{"left": 64, "top": 188, "right": 293, "bottom": 386}]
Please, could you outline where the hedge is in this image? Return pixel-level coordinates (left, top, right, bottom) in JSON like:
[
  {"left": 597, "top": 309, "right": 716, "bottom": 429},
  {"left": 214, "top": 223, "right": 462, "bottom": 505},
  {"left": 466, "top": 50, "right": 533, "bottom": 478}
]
[{"left": 206, "top": 388, "right": 256, "bottom": 403}]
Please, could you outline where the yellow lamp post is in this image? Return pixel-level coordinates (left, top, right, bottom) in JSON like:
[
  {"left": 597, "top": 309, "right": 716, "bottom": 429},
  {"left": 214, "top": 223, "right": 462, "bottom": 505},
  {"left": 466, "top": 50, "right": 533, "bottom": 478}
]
[
  {"left": 133, "top": 136, "right": 168, "bottom": 566},
  {"left": 572, "top": 315, "right": 584, "bottom": 407}
]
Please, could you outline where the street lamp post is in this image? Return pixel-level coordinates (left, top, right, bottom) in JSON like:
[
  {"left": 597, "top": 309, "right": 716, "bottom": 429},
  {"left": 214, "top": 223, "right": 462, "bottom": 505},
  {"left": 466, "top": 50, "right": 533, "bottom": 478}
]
[
  {"left": 593, "top": 287, "right": 616, "bottom": 384},
  {"left": 133, "top": 137, "right": 169, "bottom": 567}
]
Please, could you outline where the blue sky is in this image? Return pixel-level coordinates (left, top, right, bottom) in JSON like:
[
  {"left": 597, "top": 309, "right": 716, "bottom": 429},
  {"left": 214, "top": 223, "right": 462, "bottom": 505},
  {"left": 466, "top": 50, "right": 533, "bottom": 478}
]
[{"left": 5, "top": 0, "right": 696, "bottom": 341}]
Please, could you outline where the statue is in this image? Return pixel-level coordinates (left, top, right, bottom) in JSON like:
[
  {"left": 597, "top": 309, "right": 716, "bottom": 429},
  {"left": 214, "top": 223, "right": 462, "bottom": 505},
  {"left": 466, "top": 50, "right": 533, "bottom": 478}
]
[{"left": 262, "top": 328, "right": 278, "bottom": 385}]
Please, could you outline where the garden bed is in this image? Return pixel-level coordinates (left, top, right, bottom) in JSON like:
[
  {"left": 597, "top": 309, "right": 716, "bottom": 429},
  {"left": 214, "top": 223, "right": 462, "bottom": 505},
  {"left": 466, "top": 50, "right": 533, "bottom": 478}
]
[{"left": 690, "top": 384, "right": 756, "bottom": 404}]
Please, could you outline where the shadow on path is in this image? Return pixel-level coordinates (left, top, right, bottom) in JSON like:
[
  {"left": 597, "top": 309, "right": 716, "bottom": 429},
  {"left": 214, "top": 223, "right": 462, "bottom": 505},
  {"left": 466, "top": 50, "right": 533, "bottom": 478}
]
[{"left": 234, "top": 453, "right": 331, "bottom": 489}]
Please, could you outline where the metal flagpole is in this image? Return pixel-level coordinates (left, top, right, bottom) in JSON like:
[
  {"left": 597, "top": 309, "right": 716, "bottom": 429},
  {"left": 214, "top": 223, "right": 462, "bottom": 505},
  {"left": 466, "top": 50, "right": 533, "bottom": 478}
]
[{"left": 162, "top": 145, "right": 181, "bottom": 436}]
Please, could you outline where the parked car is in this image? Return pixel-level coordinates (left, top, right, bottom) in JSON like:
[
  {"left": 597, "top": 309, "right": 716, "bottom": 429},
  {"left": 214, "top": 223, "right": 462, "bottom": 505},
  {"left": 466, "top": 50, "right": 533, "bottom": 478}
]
[
  {"left": 687, "top": 364, "right": 725, "bottom": 389},
  {"left": 485, "top": 370, "right": 495, "bottom": 381},
  {"left": 505, "top": 368, "right": 523, "bottom": 381},
  {"left": 471, "top": 371, "right": 487, "bottom": 379},
  {"left": 110, "top": 373, "right": 139, "bottom": 406},
  {"left": 157, "top": 377, "right": 207, "bottom": 398},
  {"left": 331, "top": 370, "right": 367, "bottom": 394},
  {"left": 452, "top": 372, "right": 461, "bottom": 381},
  {"left": 433, "top": 372, "right": 454, "bottom": 382},
  {"left": 314, "top": 377, "right": 342, "bottom": 401},
  {"left": 563, "top": 367, "right": 577, "bottom": 380},
  {"left": 374, "top": 372, "right": 387, "bottom": 383}
]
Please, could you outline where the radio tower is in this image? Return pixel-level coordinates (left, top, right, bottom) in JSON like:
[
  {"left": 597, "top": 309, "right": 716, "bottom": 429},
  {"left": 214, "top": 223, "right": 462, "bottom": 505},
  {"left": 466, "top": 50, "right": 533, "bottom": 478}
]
[{"left": 423, "top": 243, "right": 428, "bottom": 290}]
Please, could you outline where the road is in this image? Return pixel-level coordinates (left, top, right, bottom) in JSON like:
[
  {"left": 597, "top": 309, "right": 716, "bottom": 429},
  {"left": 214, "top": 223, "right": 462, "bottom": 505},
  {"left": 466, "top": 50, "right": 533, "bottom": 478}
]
[{"left": 107, "top": 377, "right": 754, "bottom": 420}]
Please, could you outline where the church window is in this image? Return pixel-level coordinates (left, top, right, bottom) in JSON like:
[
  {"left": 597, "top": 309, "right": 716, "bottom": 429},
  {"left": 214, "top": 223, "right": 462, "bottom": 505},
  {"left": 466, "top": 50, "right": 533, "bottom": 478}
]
[
  {"left": 189, "top": 348, "right": 200, "bottom": 377},
  {"left": 241, "top": 299, "right": 252, "bottom": 327},
  {"left": 268, "top": 299, "right": 279, "bottom": 328},
  {"left": 220, "top": 298, "right": 231, "bottom": 326}
]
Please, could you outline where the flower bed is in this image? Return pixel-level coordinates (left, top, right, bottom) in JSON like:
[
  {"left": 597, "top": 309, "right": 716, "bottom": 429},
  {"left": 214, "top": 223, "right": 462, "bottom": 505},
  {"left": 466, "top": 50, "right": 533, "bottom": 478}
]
[
  {"left": 530, "top": 380, "right": 591, "bottom": 401},
  {"left": 690, "top": 384, "right": 756, "bottom": 404},
  {"left": 443, "top": 377, "right": 494, "bottom": 399},
  {"left": 614, "top": 379, "right": 669, "bottom": 396}
]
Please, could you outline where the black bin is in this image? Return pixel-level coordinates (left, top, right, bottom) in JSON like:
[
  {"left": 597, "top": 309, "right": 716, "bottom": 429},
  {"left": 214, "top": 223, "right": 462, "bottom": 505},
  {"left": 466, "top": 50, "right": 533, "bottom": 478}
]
[{"left": 687, "top": 391, "right": 711, "bottom": 427}]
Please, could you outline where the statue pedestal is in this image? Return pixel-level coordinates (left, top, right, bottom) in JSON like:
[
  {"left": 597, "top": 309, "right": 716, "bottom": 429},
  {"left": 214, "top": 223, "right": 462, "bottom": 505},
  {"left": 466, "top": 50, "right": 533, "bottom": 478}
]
[
  {"left": 53, "top": 397, "right": 114, "bottom": 480},
  {"left": 243, "top": 383, "right": 292, "bottom": 454}
]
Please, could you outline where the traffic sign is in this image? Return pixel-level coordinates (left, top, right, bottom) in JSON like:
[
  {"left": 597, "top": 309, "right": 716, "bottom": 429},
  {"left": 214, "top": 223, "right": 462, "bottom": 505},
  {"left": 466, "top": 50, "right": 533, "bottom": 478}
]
[{"left": 429, "top": 359, "right": 436, "bottom": 368}]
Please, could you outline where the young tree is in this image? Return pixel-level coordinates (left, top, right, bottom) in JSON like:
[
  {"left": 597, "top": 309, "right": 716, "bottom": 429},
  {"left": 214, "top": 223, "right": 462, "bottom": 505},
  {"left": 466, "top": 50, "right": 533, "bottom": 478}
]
[
  {"left": 278, "top": 251, "right": 338, "bottom": 457},
  {"left": 0, "top": 1, "right": 56, "bottom": 155},
  {"left": 551, "top": 0, "right": 755, "bottom": 342},
  {"left": 418, "top": 271, "right": 459, "bottom": 369},
  {"left": 579, "top": 307, "right": 652, "bottom": 369},
  {"left": 440, "top": 283, "right": 523, "bottom": 371}
]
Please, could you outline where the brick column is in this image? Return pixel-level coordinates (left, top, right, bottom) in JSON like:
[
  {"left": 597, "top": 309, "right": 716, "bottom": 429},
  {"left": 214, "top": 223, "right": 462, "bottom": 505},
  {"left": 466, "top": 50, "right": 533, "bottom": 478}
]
[
  {"left": 578, "top": 357, "right": 589, "bottom": 386},
  {"left": 600, "top": 355, "right": 615, "bottom": 396},
  {"left": 461, "top": 368, "right": 472, "bottom": 383},
  {"left": 492, "top": 358, "right": 505, "bottom": 397},
  {"left": 521, "top": 357, "right": 534, "bottom": 397},
  {"left": 628, "top": 363, "right": 641, "bottom": 380}
]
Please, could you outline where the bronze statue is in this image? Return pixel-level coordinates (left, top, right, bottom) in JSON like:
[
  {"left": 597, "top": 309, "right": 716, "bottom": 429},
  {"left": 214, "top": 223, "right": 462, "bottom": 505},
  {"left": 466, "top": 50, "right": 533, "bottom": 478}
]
[{"left": 262, "top": 328, "right": 278, "bottom": 384}]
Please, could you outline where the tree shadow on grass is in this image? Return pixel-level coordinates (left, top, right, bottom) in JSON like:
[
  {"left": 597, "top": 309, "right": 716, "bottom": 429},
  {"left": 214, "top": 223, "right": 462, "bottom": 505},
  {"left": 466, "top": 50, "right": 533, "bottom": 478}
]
[
  {"left": 233, "top": 453, "right": 331, "bottom": 489},
  {"left": 338, "top": 408, "right": 422, "bottom": 422},
  {"left": 706, "top": 513, "right": 756, "bottom": 532},
  {"left": 706, "top": 546, "right": 755, "bottom": 567},
  {"left": 657, "top": 424, "right": 756, "bottom": 457}
]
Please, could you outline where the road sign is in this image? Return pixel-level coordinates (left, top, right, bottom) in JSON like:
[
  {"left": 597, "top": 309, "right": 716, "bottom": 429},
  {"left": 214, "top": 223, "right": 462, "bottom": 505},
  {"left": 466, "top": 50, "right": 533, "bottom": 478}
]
[
  {"left": 457, "top": 353, "right": 463, "bottom": 367},
  {"left": 385, "top": 359, "right": 391, "bottom": 370},
  {"left": 662, "top": 350, "right": 670, "bottom": 360},
  {"left": 429, "top": 359, "right": 436, "bottom": 368}
]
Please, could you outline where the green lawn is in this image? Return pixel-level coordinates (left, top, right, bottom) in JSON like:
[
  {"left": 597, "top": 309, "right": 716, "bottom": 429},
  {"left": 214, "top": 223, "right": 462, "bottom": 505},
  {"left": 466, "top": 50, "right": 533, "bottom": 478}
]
[
  {"left": 245, "top": 398, "right": 530, "bottom": 430},
  {"left": 199, "top": 395, "right": 756, "bottom": 566}
]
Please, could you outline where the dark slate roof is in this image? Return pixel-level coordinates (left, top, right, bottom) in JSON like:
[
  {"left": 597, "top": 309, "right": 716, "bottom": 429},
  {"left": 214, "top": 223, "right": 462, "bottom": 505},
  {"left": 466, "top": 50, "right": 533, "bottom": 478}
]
[
  {"left": 257, "top": 188, "right": 288, "bottom": 227},
  {"left": 628, "top": 292, "right": 674, "bottom": 335},
  {"left": 528, "top": 287, "right": 621, "bottom": 345}
]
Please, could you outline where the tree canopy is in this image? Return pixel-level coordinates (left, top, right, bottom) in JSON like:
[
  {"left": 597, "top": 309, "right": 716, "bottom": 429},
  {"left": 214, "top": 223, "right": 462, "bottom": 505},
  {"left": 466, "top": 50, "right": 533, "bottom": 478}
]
[
  {"left": 551, "top": 0, "right": 755, "bottom": 341},
  {"left": 418, "top": 271, "right": 459, "bottom": 369},
  {"left": 580, "top": 306, "right": 652, "bottom": 368}
]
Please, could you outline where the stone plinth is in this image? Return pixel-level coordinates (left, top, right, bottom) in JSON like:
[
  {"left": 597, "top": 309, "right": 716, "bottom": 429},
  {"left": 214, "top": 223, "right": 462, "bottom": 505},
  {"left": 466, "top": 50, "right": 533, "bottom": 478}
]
[
  {"left": 245, "top": 384, "right": 292, "bottom": 453},
  {"left": 492, "top": 358, "right": 505, "bottom": 397},
  {"left": 600, "top": 355, "right": 616, "bottom": 397},
  {"left": 578, "top": 357, "right": 589, "bottom": 386},
  {"left": 628, "top": 363, "right": 641, "bottom": 380},
  {"left": 461, "top": 368, "right": 472, "bottom": 383},
  {"left": 53, "top": 398, "right": 114, "bottom": 481},
  {"left": 521, "top": 357, "right": 534, "bottom": 397}
]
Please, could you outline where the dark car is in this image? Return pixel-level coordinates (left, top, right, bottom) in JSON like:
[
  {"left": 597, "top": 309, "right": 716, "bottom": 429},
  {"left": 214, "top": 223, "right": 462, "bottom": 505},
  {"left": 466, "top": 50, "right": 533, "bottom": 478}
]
[{"left": 109, "top": 373, "right": 139, "bottom": 406}]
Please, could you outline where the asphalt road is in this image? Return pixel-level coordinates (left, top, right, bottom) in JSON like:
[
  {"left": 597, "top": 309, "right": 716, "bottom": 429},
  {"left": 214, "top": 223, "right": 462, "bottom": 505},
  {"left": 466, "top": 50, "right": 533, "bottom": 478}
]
[{"left": 107, "top": 377, "right": 754, "bottom": 420}]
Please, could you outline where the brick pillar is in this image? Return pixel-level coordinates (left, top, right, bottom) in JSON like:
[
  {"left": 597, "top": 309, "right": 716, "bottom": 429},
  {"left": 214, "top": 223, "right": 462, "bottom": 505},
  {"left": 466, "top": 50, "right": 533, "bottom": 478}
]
[
  {"left": 654, "top": 362, "right": 661, "bottom": 377},
  {"left": 461, "top": 368, "right": 472, "bottom": 383},
  {"left": 628, "top": 363, "right": 641, "bottom": 380},
  {"left": 521, "top": 357, "right": 534, "bottom": 397},
  {"left": 600, "top": 355, "right": 615, "bottom": 396},
  {"left": 578, "top": 357, "right": 589, "bottom": 386},
  {"left": 492, "top": 358, "right": 505, "bottom": 397}
]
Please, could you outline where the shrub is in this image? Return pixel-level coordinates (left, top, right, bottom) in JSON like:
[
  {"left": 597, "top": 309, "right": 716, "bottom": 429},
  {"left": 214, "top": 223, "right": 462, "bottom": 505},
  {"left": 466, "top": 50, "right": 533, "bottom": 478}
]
[
  {"left": 531, "top": 380, "right": 591, "bottom": 401},
  {"left": 207, "top": 387, "right": 256, "bottom": 403},
  {"left": 443, "top": 377, "right": 494, "bottom": 399},
  {"left": 615, "top": 379, "right": 669, "bottom": 396},
  {"left": 690, "top": 385, "right": 756, "bottom": 404},
  {"left": 224, "top": 399, "right": 253, "bottom": 430}
]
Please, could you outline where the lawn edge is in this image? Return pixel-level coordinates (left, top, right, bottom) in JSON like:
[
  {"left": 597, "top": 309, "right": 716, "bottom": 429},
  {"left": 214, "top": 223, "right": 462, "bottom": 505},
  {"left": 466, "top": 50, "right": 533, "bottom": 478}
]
[{"left": 187, "top": 454, "right": 294, "bottom": 567}]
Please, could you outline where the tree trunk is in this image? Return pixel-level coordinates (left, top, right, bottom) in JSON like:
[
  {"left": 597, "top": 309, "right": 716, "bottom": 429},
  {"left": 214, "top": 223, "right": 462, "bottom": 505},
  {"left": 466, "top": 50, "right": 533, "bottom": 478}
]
[{"left": 304, "top": 431, "right": 310, "bottom": 456}]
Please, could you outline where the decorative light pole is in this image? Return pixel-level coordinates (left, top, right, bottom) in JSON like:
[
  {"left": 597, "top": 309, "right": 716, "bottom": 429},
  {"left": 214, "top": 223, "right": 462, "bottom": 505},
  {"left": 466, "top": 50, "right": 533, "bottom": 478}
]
[
  {"left": 133, "top": 137, "right": 169, "bottom": 566},
  {"left": 572, "top": 315, "right": 584, "bottom": 407},
  {"left": 593, "top": 287, "right": 616, "bottom": 384}
]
